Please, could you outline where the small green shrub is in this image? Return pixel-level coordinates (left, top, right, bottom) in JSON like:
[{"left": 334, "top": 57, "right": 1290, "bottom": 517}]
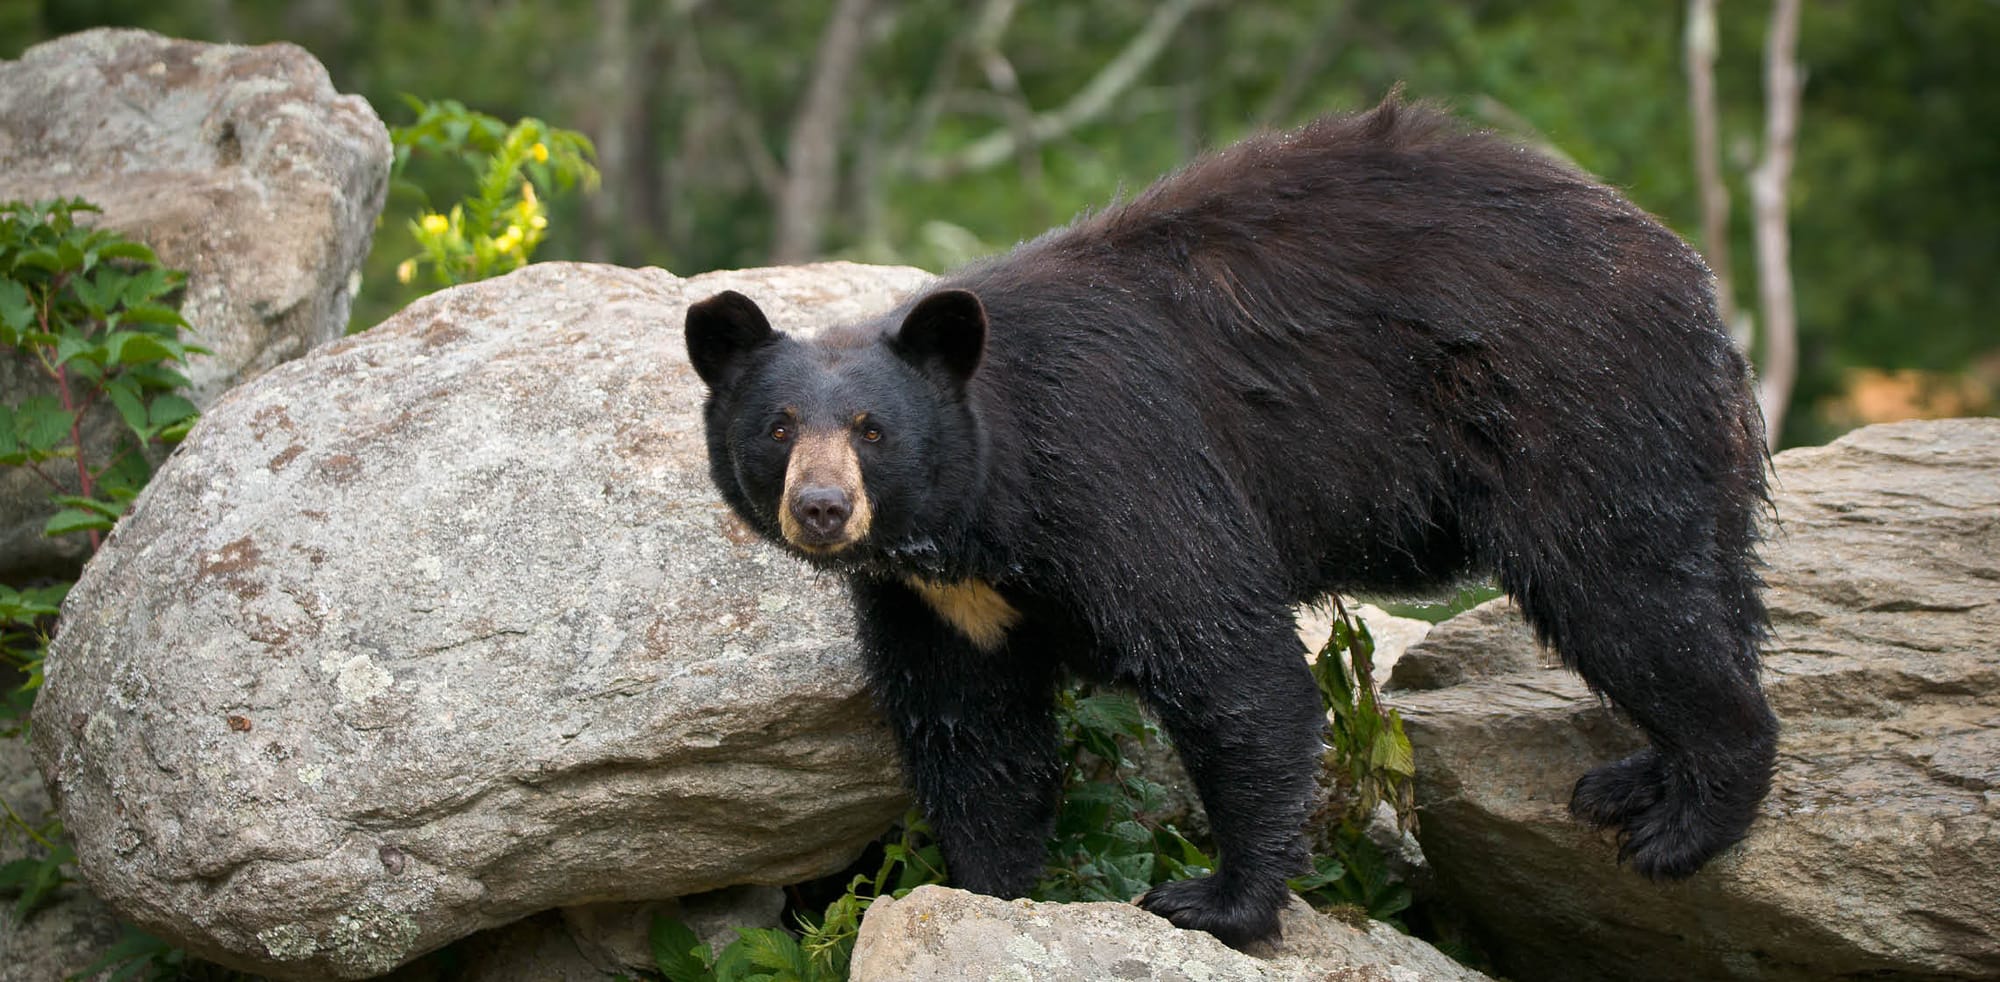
[
  {"left": 649, "top": 812, "right": 944, "bottom": 982},
  {"left": 0, "top": 198, "right": 202, "bottom": 552},
  {"left": 388, "top": 98, "right": 598, "bottom": 290},
  {"left": 1033, "top": 687, "right": 1212, "bottom": 902},
  {"left": 1311, "top": 603, "right": 1416, "bottom": 832}
]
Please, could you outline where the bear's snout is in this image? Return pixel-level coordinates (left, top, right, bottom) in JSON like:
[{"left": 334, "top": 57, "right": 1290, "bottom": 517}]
[{"left": 791, "top": 486, "right": 853, "bottom": 541}]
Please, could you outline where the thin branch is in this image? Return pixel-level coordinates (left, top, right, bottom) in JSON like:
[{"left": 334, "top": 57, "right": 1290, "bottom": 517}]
[
  {"left": 1752, "top": 0, "right": 1803, "bottom": 445},
  {"left": 912, "top": 0, "right": 1209, "bottom": 181},
  {"left": 1684, "top": 0, "right": 1741, "bottom": 341}
]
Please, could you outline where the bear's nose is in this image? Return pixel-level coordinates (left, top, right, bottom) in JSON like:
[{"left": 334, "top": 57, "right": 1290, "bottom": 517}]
[{"left": 792, "top": 487, "right": 852, "bottom": 539}]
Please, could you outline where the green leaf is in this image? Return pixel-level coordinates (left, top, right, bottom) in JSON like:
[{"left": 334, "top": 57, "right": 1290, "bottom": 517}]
[
  {"left": 104, "top": 331, "right": 175, "bottom": 366},
  {"left": 650, "top": 916, "right": 715, "bottom": 982},
  {"left": 95, "top": 240, "right": 159, "bottom": 265},
  {"left": 50, "top": 495, "right": 127, "bottom": 519},
  {"left": 14, "top": 397, "right": 73, "bottom": 454},
  {"left": 70, "top": 270, "right": 117, "bottom": 315},
  {"left": 118, "top": 302, "right": 187, "bottom": 328},
  {"left": 732, "top": 928, "right": 813, "bottom": 979},
  {"left": 14, "top": 246, "right": 62, "bottom": 273},
  {"left": 0, "top": 278, "right": 32, "bottom": 332},
  {"left": 126, "top": 363, "right": 193, "bottom": 392},
  {"left": 708, "top": 941, "right": 760, "bottom": 982},
  {"left": 1289, "top": 855, "right": 1347, "bottom": 894},
  {"left": 68, "top": 925, "right": 177, "bottom": 981},
  {"left": 147, "top": 394, "right": 198, "bottom": 430},
  {"left": 105, "top": 379, "right": 149, "bottom": 439},
  {"left": 157, "top": 416, "right": 197, "bottom": 443},
  {"left": 54, "top": 239, "right": 85, "bottom": 273},
  {"left": 43, "top": 509, "right": 114, "bottom": 537},
  {"left": 0, "top": 843, "right": 72, "bottom": 920},
  {"left": 52, "top": 331, "right": 99, "bottom": 368},
  {"left": 1368, "top": 720, "right": 1415, "bottom": 778},
  {"left": 1070, "top": 692, "right": 1149, "bottom": 740}
]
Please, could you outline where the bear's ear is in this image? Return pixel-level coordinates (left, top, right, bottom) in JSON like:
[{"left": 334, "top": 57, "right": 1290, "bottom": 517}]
[
  {"left": 892, "top": 289, "right": 987, "bottom": 391},
  {"left": 685, "top": 290, "right": 776, "bottom": 392}
]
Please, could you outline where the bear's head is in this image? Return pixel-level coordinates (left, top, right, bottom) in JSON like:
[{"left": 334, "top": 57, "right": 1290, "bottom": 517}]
[{"left": 684, "top": 288, "right": 989, "bottom": 571}]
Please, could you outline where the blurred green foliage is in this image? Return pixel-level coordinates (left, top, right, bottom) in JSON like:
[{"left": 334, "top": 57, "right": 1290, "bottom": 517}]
[
  {"left": 6, "top": 2, "right": 1994, "bottom": 442},
  {"left": 387, "top": 97, "right": 598, "bottom": 296}
]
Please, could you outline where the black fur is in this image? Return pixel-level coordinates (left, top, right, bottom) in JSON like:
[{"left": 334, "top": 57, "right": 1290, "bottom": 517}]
[{"left": 686, "top": 95, "right": 1777, "bottom": 948}]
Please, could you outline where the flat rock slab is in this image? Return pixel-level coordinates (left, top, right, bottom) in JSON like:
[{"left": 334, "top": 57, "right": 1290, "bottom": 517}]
[
  {"left": 33, "top": 262, "right": 930, "bottom": 979},
  {"left": 1394, "top": 418, "right": 2000, "bottom": 981},
  {"left": 852, "top": 885, "right": 1492, "bottom": 981},
  {"left": 0, "top": 28, "right": 390, "bottom": 576}
]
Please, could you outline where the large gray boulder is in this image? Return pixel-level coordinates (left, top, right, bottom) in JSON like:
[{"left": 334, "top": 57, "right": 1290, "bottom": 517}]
[
  {"left": 851, "top": 885, "right": 1493, "bottom": 981},
  {"left": 0, "top": 28, "right": 390, "bottom": 577},
  {"left": 32, "top": 262, "right": 929, "bottom": 979},
  {"left": 1393, "top": 418, "right": 2000, "bottom": 981}
]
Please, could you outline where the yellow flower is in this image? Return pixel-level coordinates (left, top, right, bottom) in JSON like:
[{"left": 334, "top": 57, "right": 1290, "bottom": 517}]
[
  {"left": 529, "top": 214, "right": 549, "bottom": 231},
  {"left": 519, "top": 181, "right": 538, "bottom": 206},
  {"left": 531, "top": 142, "right": 549, "bottom": 163},
  {"left": 496, "top": 225, "right": 524, "bottom": 253},
  {"left": 420, "top": 213, "right": 449, "bottom": 236},
  {"left": 396, "top": 259, "right": 417, "bottom": 284}
]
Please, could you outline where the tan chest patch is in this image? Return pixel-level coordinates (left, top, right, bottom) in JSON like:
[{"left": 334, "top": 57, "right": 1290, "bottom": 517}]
[{"left": 906, "top": 577, "right": 1022, "bottom": 651}]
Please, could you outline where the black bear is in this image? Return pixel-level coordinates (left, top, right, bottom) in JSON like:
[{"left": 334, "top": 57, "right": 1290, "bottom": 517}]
[{"left": 684, "top": 95, "right": 1777, "bottom": 948}]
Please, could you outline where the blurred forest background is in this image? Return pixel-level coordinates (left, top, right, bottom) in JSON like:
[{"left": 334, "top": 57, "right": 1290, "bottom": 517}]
[{"left": 5, "top": 0, "right": 1995, "bottom": 449}]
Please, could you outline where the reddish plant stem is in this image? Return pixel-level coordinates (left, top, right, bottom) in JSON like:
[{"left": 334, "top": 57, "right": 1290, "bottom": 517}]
[{"left": 34, "top": 280, "right": 103, "bottom": 551}]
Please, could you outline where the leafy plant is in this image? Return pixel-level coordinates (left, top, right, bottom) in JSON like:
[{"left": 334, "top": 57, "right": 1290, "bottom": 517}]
[
  {"left": 0, "top": 582, "right": 65, "bottom": 732},
  {"left": 388, "top": 98, "right": 599, "bottom": 290},
  {"left": 1033, "top": 687, "right": 1211, "bottom": 903},
  {"left": 1, "top": 198, "right": 202, "bottom": 551},
  {"left": 651, "top": 918, "right": 818, "bottom": 982},
  {"left": 649, "top": 812, "right": 945, "bottom": 982},
  {"left": 795, "top": 814, "right": 944, "bottom": 977},
  {"left": 1310, "top": 602, "right": 1417, "bottom": 833},
  {"left": 68, "top": 925, "right": 189, "bottom": 981},
  {"left": 1289, "top": 830, "right": 1415, "bottom": 929},
  {"left": 0, "top": 801, "right": 72, "bottom": 921}
]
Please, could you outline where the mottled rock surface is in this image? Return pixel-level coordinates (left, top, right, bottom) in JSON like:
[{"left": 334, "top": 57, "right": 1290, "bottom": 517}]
[
  {"left": 851, "top": 885, "right": 1492, "bottom": 981},
  {"left": 0, "top": 28, "right": 389, "bottom": 576},
  {"left": 32, "top": 262, "right": 930, "bottom": 979},
  {"left": 1395, "top": 418, "right": 2000, "bottom": 981}
]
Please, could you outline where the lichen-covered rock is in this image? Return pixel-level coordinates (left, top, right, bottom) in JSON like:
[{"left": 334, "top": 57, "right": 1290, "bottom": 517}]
[
  {"left": 1396, "top": 418, "right": 2000, "bottom": 981},
  {"left": 851, "top": 885, "right": 1492, "bottom": 981},
  {"left": 32, "top": 262, "right": 931, "bottom": 979},
  {"left": 0, "top": 28, "right": 390, "bottom": 576}
]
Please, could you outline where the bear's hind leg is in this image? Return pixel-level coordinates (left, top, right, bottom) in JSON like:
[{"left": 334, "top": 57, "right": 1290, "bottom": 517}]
[
  {"left": 1506, "top": 555, "right": 1777, "bottom": 879},
  {"left": 852, "top": 579, "right": 1065, "bottom": 898},
  {"left": 1129, "top": 611, "right": 1327, "bottom": 948}
]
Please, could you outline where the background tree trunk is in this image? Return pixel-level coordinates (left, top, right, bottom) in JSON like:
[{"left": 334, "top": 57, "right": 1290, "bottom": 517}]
[
  {"left": 1752, "top": 0, "right": 1803, "bottom": 444},
  {"left": 1684, "top": 0, "right": 1740, "bottom": 342},
  {"left": 771, "top": 0, "right": 876, "bottom": 264},
  {"left": 583, "top": 0, "right": 637, "bottom": 262}
]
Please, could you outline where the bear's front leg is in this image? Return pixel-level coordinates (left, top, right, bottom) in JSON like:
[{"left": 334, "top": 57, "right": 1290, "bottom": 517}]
[
  {"left": 851, "top": 578, "right": 1064, "bottom": 898},
  {"left": 1129, "top": 609, "right": 1327, "bottom": 949}
]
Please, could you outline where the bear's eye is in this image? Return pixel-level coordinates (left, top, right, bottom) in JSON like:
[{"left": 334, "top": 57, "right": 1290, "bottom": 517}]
[
  {"left": 770, "top": 424, "right": 791, "bottom": 442},
  {"left": 861, "top": 426, "right": 882, "bottom": 443}
]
